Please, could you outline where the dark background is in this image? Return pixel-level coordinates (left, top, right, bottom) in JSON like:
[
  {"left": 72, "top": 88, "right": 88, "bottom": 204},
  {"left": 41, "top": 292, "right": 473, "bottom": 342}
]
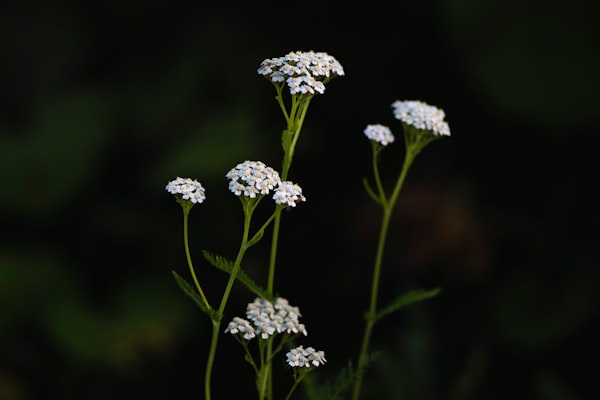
[{"left": 1, "top": 0, "right": 599, "bottom": 399}]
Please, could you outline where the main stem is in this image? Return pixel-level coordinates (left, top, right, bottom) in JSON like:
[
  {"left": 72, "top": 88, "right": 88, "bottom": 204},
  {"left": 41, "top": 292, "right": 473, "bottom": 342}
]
[
  {"left": 267, "top": 96, "right": 310, "bottom": 292},
  {"left": 262, "top": 95, "right": 311, "bottom": 400},
  {"left": 204, "top": 208, "right": 252, "bottom": 400},
  {"left": 262, "top": 207, "right": 282, "bottom": 400},
  {"left": 352, "top": 150, "right": 415, "bottom": 400}
]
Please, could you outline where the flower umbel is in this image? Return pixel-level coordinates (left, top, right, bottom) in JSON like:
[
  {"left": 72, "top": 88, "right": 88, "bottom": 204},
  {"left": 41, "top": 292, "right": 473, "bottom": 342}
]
[
  {"left": 391, "top": 100, "right": 451, "bottom": 137},
  {"left": 225, "top": 297, "right": 307, "bottom": 340},
  {"left": 226, "top": 160, "right": 282, "bottom": 198},
  {"left": 258, "top": 50, "right": 345, "bottom": 95},
  {"left": 166, "top": 177, "right": 206, "bottom": 204},
  {"left": 273, "top": 181, "right": 306, "bottom": 207},
  {"left": 286, "top": 345, "right": 327, "bottom": 368},
  {"left": 364, "top": 124, "right": 395, "bottom": 146}
]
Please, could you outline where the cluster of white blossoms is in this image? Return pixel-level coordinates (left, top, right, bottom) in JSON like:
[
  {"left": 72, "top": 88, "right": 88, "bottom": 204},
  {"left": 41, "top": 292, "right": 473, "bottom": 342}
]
[
  {"left": 286, "top": 345, "right": 327, "bottom": 368},
  {"left": 226, "top": 160, "right": 281, "bottom": 199},
  {"left": 273, "top": 181, "right": 306, "bottom": 207},
  {"left": 226, "top": 160, "right": 306, "bottom": 207},
  {"left": 165, "top": 177, "right": 206, "bottom": 204},
  {"left": 257, "top": 50, "right": 345, "bottom": 95},
  {"left": 391, "top": 100, "right": 451, "bottom": 137},
  {"left": 364, "top": 124, "right": 395, "bottom": 146},
  {"left": 225, "top": 297, "right": 307, "bottom": 340}
]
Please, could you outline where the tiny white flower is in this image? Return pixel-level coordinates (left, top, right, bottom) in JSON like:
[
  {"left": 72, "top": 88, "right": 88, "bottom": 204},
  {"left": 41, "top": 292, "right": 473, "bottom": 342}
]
[
  {"left": 286, "top": 345, "right": 306, "bottom": 367},
  {"left": 271, "top": 70, "right": 285, "bottom": 82},
  {"left": 306, "top": 347, "right": 327, "bottom": 366},
  {"left": 364, "top": 124, "right": 395, "bottom": 146},
  {"left": 224, "top": 317, "right": 256, "bottom": 340},
  {"left": 225, "top": 317, "right": 256, "bottom": 340},
  {"left": 165, "top": 177, "right": 206, "bottom": 204},
  {"left": 391, "top": 100, "right": 451, "bottom": 137}
]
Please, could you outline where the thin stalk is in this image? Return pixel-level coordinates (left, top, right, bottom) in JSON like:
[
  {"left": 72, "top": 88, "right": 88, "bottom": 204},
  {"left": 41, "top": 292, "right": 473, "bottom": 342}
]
[
  {"left": 284, "top": 371, "right": 307, "bottom": 400},
  {"left": 266, "top": 208, "right": 283, "bottom": 294},
  {"left": 182, "top": 208, "right": 210, "bottom": 309},
  {"left": 264, "top": 94, "right": 312, "bottom": 399},
  {"left": 352, "top": 149, "right": 416, "bottom": 400},
  {"left": 257, "top": 338, "right": 273, "bottom": 400},
  {"left": 204, "top": 204, "right": 253, "bottom": 400},
  {"left": 267, "top": 96, "right": 312, "bottom": 292}
]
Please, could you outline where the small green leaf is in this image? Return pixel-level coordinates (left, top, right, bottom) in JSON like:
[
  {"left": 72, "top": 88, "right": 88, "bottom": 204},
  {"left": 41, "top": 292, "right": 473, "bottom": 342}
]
[
  {"left": 171, "top": 270, "right": 219, "bottom": 320},
  {"left": 371, "top": 288, "right": 441, "bottom": 323},
  {"left": 202, "top": 250, "right": 275, "bottom": 302}
]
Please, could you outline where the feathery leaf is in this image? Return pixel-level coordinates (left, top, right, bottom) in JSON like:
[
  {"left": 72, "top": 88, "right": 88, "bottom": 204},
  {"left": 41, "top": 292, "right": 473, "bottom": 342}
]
[
  {"left": 171, "top": 270, "right": 219, "bottom": 320},
  {"left": 202, "top": 250, "right": 275, "bottom": 301}
]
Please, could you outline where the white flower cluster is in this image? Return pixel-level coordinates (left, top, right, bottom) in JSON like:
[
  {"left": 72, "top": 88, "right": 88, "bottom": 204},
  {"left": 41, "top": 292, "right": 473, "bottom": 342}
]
[
  {"left": 273, "top": 181, "right": 306, "bottom": 207},
  {"left": 364, "top": 124, "right": 395, "bottom": 146},
  {"left": 391, "top": 100, "right": 451, "bottom": 137},
  {"left": 286, "top": 345, "right": 327, "bottom": 368},
  {"left": 226, "top": 160, "right": 307, "bottom": 207},
  {"left": 226, "top": 160, "right": 281, "bottom": 198},
  {"left": 165, "top": 177, "right": 206, "bottom": 204},
  {"left": 225, "top": 297, "right": 308, "bottom": 340},
  {"left": 257, "top": 50, "right": 345, "bottom": 95}
]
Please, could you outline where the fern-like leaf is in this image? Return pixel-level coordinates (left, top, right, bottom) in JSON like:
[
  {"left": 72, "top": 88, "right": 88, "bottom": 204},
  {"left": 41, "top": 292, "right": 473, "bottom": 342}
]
[
  {"left": 202, "top": 250, "right": 275, "bottom": 301},
  {"left": 171, "top": 270, "right": 219, "bottom": 320},
  {"left": 371, "top": 287, "right": 441, "bottom": 323}
]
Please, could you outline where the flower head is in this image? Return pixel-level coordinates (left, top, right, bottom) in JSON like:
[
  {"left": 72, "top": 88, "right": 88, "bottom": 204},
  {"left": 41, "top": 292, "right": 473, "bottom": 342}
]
[
  {"left": 165, "top": 177, "right": 206, "bottom": 204},
  {"left": 226, "top": 160, "right": 281, "bottom": 198},
  {"left": 391, "top": 100, "right": 451, "bottom": 137},
  {"left": 225, "top": 297, "right": 307, "bottom": 341},
  {"left": 258, "top": 50, "right": 344, "bottom": 95},
  {"left": 286, "top": 345, "right": 327, "bottom": 368},
  {"left": 364, "top": 124, "right": 395, "bottom": 146},
  {"left": 273, "top": 181, "right": 306, "bottom": 207}
]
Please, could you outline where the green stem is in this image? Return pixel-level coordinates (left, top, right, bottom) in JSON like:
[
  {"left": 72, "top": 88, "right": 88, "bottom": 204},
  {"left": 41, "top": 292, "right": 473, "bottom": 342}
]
[
  {"left": 204, "top": 203, "right": 253, "bottom": 400},
  {"left": 262, "top": 94, "right": 312, "bottom": 400},
  {"left": 267, "top": 208, "right": 283, "bottom": 294},
  {"left": 286, "top": 97, "right": 311, "bottom": 174},
  {"left": 275, "top": 84, "right": 289, "bottom": 122},
  {"left": 267, "top": 95, "right": 312, "bottom": 293},
  {"left": 257, "top": 338, "right": 274, "bottom": 400},
  {"left": 281, "top": 96, "right": 311, "bottom": 180},
  {"left": 352, "top": 148, "right": 416, "bottom": 400},
  {"left": 204, "top": 320, "right": 220, "bottom": 400},
  {"left": 182, "top": 208, "right": 210, "bottom": 309},
  {"left": 371, "top": 144, "right": 388, "bottom": 209},
  {"left": 284, "top": 370, "right": 307, "bottom": 400}
]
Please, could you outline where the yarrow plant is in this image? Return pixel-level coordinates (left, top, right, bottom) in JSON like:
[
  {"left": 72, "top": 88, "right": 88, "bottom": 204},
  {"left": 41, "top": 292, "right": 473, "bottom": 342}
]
[
  {"left": 352, "top": 99, "right": 449, "bottom": 399},
  {"left": 164, "top": 50, "right": 450, "bottom": 399}
]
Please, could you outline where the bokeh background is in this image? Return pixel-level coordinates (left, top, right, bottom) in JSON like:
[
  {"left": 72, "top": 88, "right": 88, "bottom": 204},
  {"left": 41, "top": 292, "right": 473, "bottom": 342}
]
[{"left": 2, "top": 0, "right": 599, "bottom": 399}]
